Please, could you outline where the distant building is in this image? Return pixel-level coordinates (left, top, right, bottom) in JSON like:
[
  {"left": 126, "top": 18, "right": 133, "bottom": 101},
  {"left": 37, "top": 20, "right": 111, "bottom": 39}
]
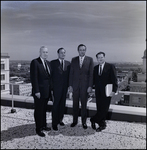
[
  {"left": 1, "top": 53, "right": 10, "bottom": 94},
  {"left": 129, "top": 81, "right": 146, "bottom": 93},
  {"left": 137, "top": 49, "right": 146, "bottom": 82},
  {"left": 142, "top": 49, "right": 146, "bottom": 73},
  {"left": 129, "top": 93, "right": 146, "bottom": 108},
  {"left": 118, "top": 49, "right": 146, "bottom": 108},
  {"left": 10, "top": 76, "right": 25, "bottom": 84},
  {"left": 119, "top": 91, "right": 146, "bottom": 108},
  {"left": 10, "top": 83, "right": 32, "bottom": 96}
]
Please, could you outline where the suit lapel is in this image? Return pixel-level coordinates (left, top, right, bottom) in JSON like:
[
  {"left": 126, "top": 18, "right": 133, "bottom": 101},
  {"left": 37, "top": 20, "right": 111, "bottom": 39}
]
[
  {"left": 96, "top": 65, "right": 99, "bottom": 76},
  {"left": 38, "top": 57, "right": 51, "bottom": 76},
  {"left": 57, "top": 59, "right": 64, "bottom": 73},
  {"left": 64, "top": 60, "right": 68, "bottom": 71},
  {"left": 76, "top": 57, "right": 80, "bottom": 69},
  {"left": 82, "top": 56, "right": 87, "bottom": 68},
  {"left": 46, "top": 60, "right": 51, "bottom": 75},
  {"left": 37, "top": 57, "right": 46, "bottom": 74},
  {"left": 101, "top": 62, "right": 107, "bottom": 75},
  {"left": 79, "top": 56, "right": 87, "bottom": 68}
]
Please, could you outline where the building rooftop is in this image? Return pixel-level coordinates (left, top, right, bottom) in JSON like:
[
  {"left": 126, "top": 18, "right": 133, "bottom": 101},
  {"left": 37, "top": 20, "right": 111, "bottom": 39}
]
[
  {"left": 1, "top": 53, "right": 10, "bottom": 58},
  {"left": 1, "top": 106, "right": 146, "bottom": 149}
]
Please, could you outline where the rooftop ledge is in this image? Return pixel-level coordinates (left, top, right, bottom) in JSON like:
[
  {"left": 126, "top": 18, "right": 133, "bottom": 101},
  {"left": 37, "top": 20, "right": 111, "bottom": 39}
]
[{"left": 1, "top": 93, "right": 146, "bottom": 122}]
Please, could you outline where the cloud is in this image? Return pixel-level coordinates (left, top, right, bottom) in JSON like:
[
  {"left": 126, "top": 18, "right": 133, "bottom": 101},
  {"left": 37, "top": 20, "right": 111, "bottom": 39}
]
[{"left": 1, "top": 1, "right": 146, "bottom": 62}]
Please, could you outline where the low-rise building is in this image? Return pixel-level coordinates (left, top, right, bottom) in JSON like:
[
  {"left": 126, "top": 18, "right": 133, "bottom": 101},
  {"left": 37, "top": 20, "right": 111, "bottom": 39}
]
[
  {"left": 10, "top": 83, "right": 32, "bottom": 96},
  {"left": 1, "top": 53, "right": 10, "bottom": 94}
]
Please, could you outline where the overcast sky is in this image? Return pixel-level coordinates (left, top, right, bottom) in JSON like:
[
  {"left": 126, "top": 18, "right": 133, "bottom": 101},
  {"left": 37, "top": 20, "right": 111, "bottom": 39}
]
[{"left": 1, "top": 1, "right": 146, "bottom": 62}]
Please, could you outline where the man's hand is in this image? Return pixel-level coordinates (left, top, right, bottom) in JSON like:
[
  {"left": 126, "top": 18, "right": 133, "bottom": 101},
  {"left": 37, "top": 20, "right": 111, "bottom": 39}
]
[
  {"left": 109, "top": 92, "right": 115, "bottom": 97},
  {"left": 35, "top": 92, "right": 41, "bottom": 99},
  {"left": 87, "top": 87, "right": 92, "bottom": 93}
]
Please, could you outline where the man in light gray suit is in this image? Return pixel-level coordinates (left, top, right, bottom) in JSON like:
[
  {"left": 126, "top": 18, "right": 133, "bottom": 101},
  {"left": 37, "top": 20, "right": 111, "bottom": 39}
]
[{"left": 68, "top": 44, "right": 94, "bottom": 129}]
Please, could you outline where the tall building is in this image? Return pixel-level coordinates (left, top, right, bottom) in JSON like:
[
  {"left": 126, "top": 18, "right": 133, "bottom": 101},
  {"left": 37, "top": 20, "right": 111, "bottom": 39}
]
[
  {"left": 1, "top": 53, "right": 10, "bottom": 94},
  {"left": 137, "top": 49, "right": 146, "bottom": 82},
  {"left": 142, "top": 49, "right": 146, "bottom": 73},
  {"left": 120, "top": 49, "right": 146, "bottom": 108}
]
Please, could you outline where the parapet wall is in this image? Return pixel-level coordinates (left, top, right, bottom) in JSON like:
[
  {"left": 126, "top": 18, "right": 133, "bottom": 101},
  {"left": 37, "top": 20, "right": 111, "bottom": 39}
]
[{"left": 1, "top": 94, "right": 146, "bottom": 123}]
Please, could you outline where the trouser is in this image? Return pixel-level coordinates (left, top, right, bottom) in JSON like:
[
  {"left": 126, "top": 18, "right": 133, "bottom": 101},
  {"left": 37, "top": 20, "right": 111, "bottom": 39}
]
[
  {"left": 91, "top": 88, "right": 111, "bottom": 126},
  {"left": 33, "top": 95, "right": 49, "bottom": 131},
  {"left": 52, "top": 88, "right": 67, "bottom": 126},
  {"left": 72, "top": 86, "right": 88, "bottom": 124}
]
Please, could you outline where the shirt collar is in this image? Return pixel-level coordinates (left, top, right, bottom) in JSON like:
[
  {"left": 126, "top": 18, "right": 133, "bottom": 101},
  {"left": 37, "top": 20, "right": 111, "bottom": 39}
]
[
  {"left": 40, "top": 57, "right": 45, "bottom": 64},
  {"left": 59, "top": 59, "right": 64, "bottom": 63},
  {"left": 79, "top": 55, "right": 85, "bottom": 60},
  {"left": 100, "top": 62, "right": 105, "bottom": 68}
]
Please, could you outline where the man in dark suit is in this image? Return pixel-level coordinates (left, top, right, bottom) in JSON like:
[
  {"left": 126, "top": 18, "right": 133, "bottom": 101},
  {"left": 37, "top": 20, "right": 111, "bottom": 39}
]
[
  {"left": 68, "top": 44, "right": 94, "bottom": 129},
  {"left": 90, "top": 52, "right": 118, "bottom": 132},
  {"left": 30, "top": 46, "right": 52, "bottom": 137},
  {"left": 50, "top": 48, "right": 70, "bottom": 131}
]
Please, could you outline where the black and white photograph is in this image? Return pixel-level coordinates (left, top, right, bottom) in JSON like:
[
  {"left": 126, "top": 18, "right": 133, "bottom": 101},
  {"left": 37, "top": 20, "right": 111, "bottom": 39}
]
[{"left": 1, "top": 1, "right": 146, "bottom": 149}]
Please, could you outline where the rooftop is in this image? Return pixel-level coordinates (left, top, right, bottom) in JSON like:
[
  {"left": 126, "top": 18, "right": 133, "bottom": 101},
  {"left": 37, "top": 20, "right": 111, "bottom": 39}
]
[
  {"left": 1, "top": 105, "right": 146, "bottom": 149},
  {"left": 1, "top": 53, "right": 10, "bottom": 58}
]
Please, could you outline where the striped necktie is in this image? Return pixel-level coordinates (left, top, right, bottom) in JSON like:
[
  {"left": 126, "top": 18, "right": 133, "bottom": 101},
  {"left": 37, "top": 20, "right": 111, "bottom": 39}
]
[
  {"left": 44, "top": 60, "right": 50, "bottom": 75},
  {"left": 80, "top": 57, "right": 83, "bottom": 68}
]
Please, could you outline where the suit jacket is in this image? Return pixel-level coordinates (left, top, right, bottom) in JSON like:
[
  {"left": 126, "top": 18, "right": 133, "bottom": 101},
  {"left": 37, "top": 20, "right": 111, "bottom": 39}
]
[
  {"left": 93, "top": 62, "right": 118, "bottom": 94},
  {"left": 30, "top": 57, "right": 52, "bottom": 98},
  {"left": 69, "top": 56, "right": 94, "bottom": 91},
  {"left": 50, "top": 59, "right": 70, "bottom": 90}
]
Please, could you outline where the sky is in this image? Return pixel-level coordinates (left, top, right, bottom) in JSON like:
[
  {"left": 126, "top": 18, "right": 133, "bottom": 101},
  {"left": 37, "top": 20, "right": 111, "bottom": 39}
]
[{"left": 1, "top": 1, "right": 146, "bottom": 62}]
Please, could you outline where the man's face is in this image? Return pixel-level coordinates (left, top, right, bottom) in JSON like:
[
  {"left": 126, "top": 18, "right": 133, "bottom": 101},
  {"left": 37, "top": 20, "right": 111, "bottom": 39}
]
[
  {"left": 40, "top": 47, "right": 48, "bottom": 60},
  {"left": 78, "top": 46, "right": 86, "bottom": 57},
  {"left": 97, "top": 54, "right": 105, "bottom": 65},
  {"left": 58, "top": 49, "right": 66, "bottom": 60}
]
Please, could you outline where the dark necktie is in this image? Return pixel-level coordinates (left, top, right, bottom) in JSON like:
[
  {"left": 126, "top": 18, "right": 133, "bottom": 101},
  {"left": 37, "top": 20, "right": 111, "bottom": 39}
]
[
  {"left": 99, "top": 65, "right": 102, "bottom": 75},
  {"left": 44, "top": 60, "right": 50, "bottom": 75}
]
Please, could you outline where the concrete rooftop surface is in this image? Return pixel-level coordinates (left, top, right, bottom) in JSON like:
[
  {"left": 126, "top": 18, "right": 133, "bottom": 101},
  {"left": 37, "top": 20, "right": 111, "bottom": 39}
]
[{"left": 1, "top": 106, "right": 146, "bottom": 149}]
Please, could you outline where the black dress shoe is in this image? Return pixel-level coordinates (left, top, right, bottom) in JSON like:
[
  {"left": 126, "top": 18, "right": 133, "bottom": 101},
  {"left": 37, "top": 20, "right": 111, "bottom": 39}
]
[
  {"left": 36, "top": 130, "right": 45, "bottom": 137},
  {"left": 82, "top": 123, "right": 87, "bottom": 129},
  {"left": 70, "top": 122, "right": 77, "bottom": 127},
  {"left": 59, "top": 122, "right": 65, "bottom": 126},
  {"left": 42, "top": 127, "right": 51, "bottom": 131},
  {"left": 52, "top": 125, "right": 58, "bottom": 131},
  {"left": 96, "top": 126, "right": 106, "bottom": 132},
  {"left": 90, "top": 119, "right": 96, "bottom": 130}
]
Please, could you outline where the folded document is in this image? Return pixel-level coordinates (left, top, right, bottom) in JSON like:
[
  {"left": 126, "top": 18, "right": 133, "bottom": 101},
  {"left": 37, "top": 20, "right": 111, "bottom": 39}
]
[{"left": 105, "top": 84, "right": 112, "bottom": 97}]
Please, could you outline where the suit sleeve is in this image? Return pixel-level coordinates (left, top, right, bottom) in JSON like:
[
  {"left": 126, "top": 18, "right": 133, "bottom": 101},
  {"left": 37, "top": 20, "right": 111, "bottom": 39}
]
[
  {"left": 111, "top": 64, "right": 118, "bottom": 92},
  {"left": 89, "top": 58, "right": 94, "bottom": 87},
  {"left": 69, "top": 58, "right": 74, "bottom": 87},
  {"left": 67, "top": 61, "right": 71, "bottom": 87},
  {"left": 93, "top": 66, "right": 96, "bottom": 88},
  {"left": 30, "top": 60, "right": 39, "bottom": 94},
  {"left": 49, "top": 61, "right": 53, "bottom": 90}
]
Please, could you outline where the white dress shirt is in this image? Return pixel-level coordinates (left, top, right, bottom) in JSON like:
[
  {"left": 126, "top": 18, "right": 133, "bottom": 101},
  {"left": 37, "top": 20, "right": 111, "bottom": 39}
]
[
  {"left": 99, "top": 62, "right": 105, "bottom": 75},
  {"left": 79, "top": 56, "right": 85, "bottom": 68},
  {"left": 40, "top": 57, "right": 50, "bottom": 74},
  {"left": 59, "top": 59, "right": 64, "bottom": 70}
]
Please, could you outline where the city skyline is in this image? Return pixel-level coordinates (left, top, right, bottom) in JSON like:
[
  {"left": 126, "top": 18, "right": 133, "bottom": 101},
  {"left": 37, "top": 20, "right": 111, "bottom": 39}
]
[{"left": 1, "top": 1, "right": 146, "bottom": 62}]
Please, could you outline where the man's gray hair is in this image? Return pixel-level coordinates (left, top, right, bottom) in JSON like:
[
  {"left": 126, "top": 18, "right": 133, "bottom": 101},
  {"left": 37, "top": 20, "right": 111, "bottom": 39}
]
[{"left": 40, "top": 46, "right": 48, "bottom": 52}]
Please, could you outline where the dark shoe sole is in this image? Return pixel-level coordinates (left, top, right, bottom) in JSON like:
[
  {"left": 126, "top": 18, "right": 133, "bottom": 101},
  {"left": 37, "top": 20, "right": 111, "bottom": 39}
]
[
  {"left": 36, "top": 132, "right": 45, "bottom": 137},
  {"left": 42, "top": 127, "right": 51, "bottom": 131},
  {"left": 96, "top": 126, "right": 106, "bottom": 132},
  {"left": 59, "top": 122, "right": 65, "bottom": 126},
  {"left": 52, "top": 126, "right": 58, "bottom": 131},
  {"left": 70, "top": 123, "right": 77, "bottom": 127}
]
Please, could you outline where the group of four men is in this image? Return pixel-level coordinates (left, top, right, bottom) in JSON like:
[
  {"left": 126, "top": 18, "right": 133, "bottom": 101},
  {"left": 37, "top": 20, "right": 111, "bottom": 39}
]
[{"left": 30, "top": 44, "right": 118, "bottom": 137}]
